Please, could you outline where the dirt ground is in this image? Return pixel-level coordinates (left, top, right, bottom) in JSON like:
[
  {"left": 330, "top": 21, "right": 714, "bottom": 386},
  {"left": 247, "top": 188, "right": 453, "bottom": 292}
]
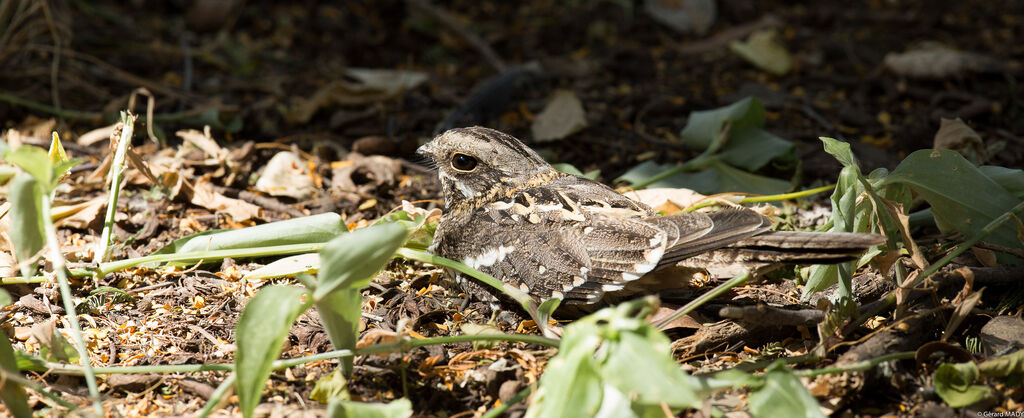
[{"left": 1, "top": 0, "right": 1023, "bottom": 416}]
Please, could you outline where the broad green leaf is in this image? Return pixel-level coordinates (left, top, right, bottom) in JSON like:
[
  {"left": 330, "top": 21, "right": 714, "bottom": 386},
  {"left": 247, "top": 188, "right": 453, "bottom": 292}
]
[
  {"left": 242, "top": 253, "right": 320, "bottom": 281},
  {"left": 820, "top": 137, "right": 857, "bottom": 168},
  {"left": 155, "top": 212, "right": 346, "bottom": 255},
  {"left": 374, "top": 210, "right": 436, "bottom": 250},
  {"left": 526, "top": 332, "right": 604, "bottom": 417},
  {"left": 681, "top": 97, "right": 765, "bottom": 151},
  {"left": 886, "top": 149, "right": 1023, "bottom": 262},
  {"left": 314, "top": 289, "right": 362, "bottom": 376},
  {"left": 553, "top": 163, "right": 600, "bottom": 179},
  {"left": 977, "top": 349, "right": 1024, "bottom": 379},
  {"left": 9, "top": 173, "right": 46, "bottom": 279},
  {"left": 0, "top": 289, "right": 11, "bottom": 308},
  {"left": 315, "top": 222, "right": 409, "bottom": 300},
  {"left": 235, "top": 285, "right": 311, "bottom": 418},
  {"left": 527, "top": 299, "right": 701, "bottom": 417},
  {"left": 616, "top": 160, "right": 791, "bottom": 195},
  {"left": 933, "top": 362, "right": 992, "bottom": 408},
  {"left": 326, "top": 397, "right": 412, "bottom": 418},
  {"left": 715, "top": 125, "right": 794, "bottom": 172},
  {"left": 979, "top": 165, "right": 1024, "bottom": 199},
  {"left": 0, "top": 138, "right": 9, "bottom": 155},
  {"left": 748, "top": 361, "right": 825, "bottom": 418},
  {"left": 310, "top": 367, "right": 350, "bottom": 404},
  {"left": 0, "top": 330, "right": 31, "bottom": 418},
  {"left": 2, "top": 145, "right": 53, "bottom": 190}
]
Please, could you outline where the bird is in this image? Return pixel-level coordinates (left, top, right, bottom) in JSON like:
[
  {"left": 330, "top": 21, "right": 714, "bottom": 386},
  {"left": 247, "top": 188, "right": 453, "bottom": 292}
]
[{"left": 417, "top": 126, "right": 884, "bottom": 313}]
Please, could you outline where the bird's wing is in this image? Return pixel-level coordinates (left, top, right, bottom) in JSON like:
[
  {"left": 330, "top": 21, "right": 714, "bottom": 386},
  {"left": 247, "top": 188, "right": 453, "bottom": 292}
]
[{"left": 461, "top": 184, "right": 675, "bottom": 304}]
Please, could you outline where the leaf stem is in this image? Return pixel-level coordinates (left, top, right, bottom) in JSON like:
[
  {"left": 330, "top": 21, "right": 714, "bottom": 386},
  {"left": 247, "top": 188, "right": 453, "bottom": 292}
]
[{"left": 655, "top": 272, "right": 750, "bottom": 330}]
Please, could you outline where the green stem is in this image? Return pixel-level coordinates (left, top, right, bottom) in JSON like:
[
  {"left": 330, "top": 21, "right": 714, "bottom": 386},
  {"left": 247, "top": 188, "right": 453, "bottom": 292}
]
[
  {"left": 40, "top": 197, "right": 103, "bottom": 413},
  {"left": 792, "top": 351, "right": 915, "bottom": 377},
  {"left": 96, "top": 243, "right": 327, "bottom": 276},
  {"left": 655, "top": 272, "right": 750, "bottom": 330},
  {"left": 43, "top": 333, "right": 559, "bottom": 376},
  {"left": 684, "top": 184, "right": 837, "bottom": 212},
  {"left": 198, "top": 373, "right": 236, "bottom": 418},
  {"left": 95, "top": 112, "right": 134, "bottom": 264},
  {"left": 0, "top": 92, "right": 101, "bottom": 121}
]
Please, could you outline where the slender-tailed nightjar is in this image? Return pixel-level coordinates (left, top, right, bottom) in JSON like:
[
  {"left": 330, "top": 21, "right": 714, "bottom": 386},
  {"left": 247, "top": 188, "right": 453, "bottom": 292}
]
[{"left": 417, "top": 127, "right": 883, "bottom": 312}]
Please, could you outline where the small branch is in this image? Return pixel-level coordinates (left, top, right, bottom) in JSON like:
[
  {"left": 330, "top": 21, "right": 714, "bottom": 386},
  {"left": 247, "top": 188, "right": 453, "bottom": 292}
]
[
  {"left": 718, "top": 305, "right": 824, "bottom": 327},
  {"left": 656, "top": 272, "right": 750, "bottom": 330}
]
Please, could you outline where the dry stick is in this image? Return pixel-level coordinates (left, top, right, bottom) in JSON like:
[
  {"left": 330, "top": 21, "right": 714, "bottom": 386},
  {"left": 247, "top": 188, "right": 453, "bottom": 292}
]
[{"left": 407, "top": 0, "right": 506, "bottom": 72}]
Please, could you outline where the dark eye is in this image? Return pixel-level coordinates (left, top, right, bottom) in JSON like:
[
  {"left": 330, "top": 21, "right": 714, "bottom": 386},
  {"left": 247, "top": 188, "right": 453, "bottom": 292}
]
[{"left": 450, "top": 153, "right": 478, "bottom": 171}]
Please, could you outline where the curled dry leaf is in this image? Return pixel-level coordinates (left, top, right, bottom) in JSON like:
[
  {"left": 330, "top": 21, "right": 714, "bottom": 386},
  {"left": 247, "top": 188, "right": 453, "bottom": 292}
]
[
  {"left": 254, "top": 151, "right": 316, "bottom": 200},
  {"left": 191, "top": 178, "right": 261, "bottom": 222},
  {"left": 623, "top": 187, "right": 706, "bottom": 214},
  {"left": 530, "top": 89, "right": 587, "bottom": 142},
  {"left": 933, "top": 118, "right": 986, "bottom": 165}
]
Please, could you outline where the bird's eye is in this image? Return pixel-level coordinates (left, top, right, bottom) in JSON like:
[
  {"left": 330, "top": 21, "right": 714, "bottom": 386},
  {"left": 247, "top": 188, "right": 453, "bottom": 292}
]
[{"left": 450, "top": 153, "right": 478, "bottom": 171}]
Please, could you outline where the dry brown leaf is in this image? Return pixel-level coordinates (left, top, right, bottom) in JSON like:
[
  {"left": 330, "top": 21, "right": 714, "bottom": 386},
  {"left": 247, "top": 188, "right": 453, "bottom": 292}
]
[
  {"left": 254, "top": 151, "right": 316, "bottom": 199},
  {"left": 53, "top": 197, "right": 106, "bottom": 229},
  {"left": 933, "top": 118, "right": 987, "bottom": 165},
  {"left": 285, "top": 68, "right": 428, "bottom": 124},
  {"left": 191, "top": 178, "right": 261, "bottom": 222},
  {"left": 531, "top": 89, "right": 587, "bottom": 142}
]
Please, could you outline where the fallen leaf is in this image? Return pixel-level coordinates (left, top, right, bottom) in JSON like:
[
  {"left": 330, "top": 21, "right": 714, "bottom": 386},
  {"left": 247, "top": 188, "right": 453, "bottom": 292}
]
[
  {"left": 191, "top": 178, "right": 261, "bottom": 222},
  {"left": 53, "top": 197, "right": 107, "bottom": 229},
  {"left": 254, "top": 151, "right": 316, "bottom": 200},
  {"left": 644, "top": 0, "right": 716, "bottom": 34},
  {"left": 729, "top": 29, "right": 792, "bottom": 76},
  {"left": 933, "top": 118, "right": 986, "bottom": 165},
  {"left": 531, "top": 89, "right": 587, "bottom": 142}
]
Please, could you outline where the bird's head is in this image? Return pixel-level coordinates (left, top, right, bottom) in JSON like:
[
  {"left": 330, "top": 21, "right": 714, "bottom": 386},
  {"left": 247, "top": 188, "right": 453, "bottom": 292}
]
[{"left": 417, "top": 127, "right": 556, "bottom": 207}]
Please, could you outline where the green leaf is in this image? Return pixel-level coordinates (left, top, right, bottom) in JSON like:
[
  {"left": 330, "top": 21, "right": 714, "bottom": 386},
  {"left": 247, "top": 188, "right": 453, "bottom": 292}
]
[
  {"left": 748, "top": 361, "right": 825, "bottom": 418},
  {"left": 527, "top": 299, "right": 701, "bottom": 417},
  {"left": 310, "top": 367, "right": 350, "bottom": 404},
  {"left": 155, "top": 212, "right": 346, "bottom": 255},
  {"left": 0, "top": 139, "right": 10, "bottom": 155},
  {"left": 2, "top": 145, "right": 53, "bottom": 190},
  {"left": 374, "top": 210, "right": 436, "bottom": 251},
  {"left": 933, "top": 362, "right": 992, "bottom": 408},
  {"left": 235, "top": 285, "right": 311, "bottom": 418},
  {"left": 715, "top": 124, "right": 794, "bottom": 171},
  {"left": 242, "top": 253, "right": 320, "bottom": 280},
  {"left": 886, "top": 149, "right": 1023, "bottom": 263},
  {"left": 979, "top": 165, "right": 1024, "bottom": 199},
  {"left": 314, "top": 289, "right": 363, "bottom": 376},
  {"left": 616, "top": 159, "right": 791, "bottom": 195},
  {"left": 819, "top": 137, "right": 857, "bottom": 168},
  {"left": 977, "top": 349, "right": 1024, "bottom": 379},
  {"left": 315, "top": 222, "right": 409, "bottom": 300},
  {"left": 0, "top": 330, "right": 32, "bottom": 418},
  {"left": 326, "top": 397, "right": 412, "bottom": 418},
  {"left": 0, "top": 289, "right": 11, "bottom": 308},
  {"left": 8, "top": 173, "right": 46, "bottom": 279},
  {"left": 460, "top": 323, "right": 506, "bottom": 350},
  {"left": 681, "top": 97, "right": 765, "bottom": 150}
]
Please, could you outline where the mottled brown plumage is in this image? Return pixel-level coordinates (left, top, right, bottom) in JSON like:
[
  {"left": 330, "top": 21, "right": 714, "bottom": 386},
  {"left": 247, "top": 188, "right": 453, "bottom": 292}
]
[{"left": 417, "top": 127, "right": 883, "bottom": 309}]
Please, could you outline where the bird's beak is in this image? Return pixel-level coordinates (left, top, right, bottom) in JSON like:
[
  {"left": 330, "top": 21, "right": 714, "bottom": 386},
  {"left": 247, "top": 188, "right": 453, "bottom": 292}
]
[{"left": 416, "top": 142, "right": 433, "bottom": 157}]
